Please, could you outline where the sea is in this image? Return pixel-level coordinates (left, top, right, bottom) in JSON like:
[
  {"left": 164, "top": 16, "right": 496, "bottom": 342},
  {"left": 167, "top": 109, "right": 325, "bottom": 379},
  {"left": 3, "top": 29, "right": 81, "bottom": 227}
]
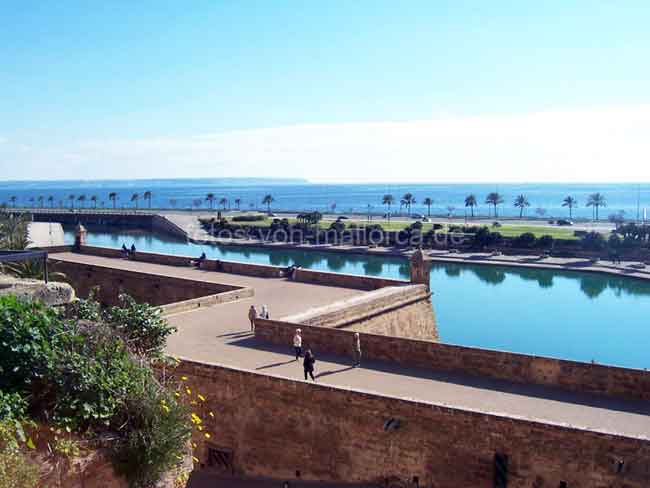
[{"left": 0, "top": 179, "right": 648, "bottom": 220}]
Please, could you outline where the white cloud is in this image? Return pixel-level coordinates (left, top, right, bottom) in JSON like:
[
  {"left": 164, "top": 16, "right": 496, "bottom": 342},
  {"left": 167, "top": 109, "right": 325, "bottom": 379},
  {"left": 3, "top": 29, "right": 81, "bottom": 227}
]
[{"left": 2, "top": 105, "right": 650, "bottom": 181}]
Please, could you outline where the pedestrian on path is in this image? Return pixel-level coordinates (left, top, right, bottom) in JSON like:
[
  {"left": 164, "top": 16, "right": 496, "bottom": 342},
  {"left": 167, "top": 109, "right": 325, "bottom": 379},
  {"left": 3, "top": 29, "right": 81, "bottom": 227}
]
[
  {"left": 261, "top": 304, "right": 269, "bottom": 319},
  {"left": 352, "top": 332, "right": 362, "bottom": 367},
  {"left": 293, "top": 329, "right": 302, "bottom": 360},
  {"left": 303, "top": 348, "right": 316, "bottom": 381},
  {"left": 248, "top": 305, "right": 257, "bottom": 332}
]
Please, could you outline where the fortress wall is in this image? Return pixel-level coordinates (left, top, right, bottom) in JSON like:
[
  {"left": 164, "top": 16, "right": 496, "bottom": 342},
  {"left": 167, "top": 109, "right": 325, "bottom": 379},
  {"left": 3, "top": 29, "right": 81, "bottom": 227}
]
[
  {"left": 175, "top": 358, "right": 650, "bottom": 487},
  {"left": 201, "top": 259, "right": 287, "bottom": 278},
  {"left": 282, "top": 284, "right": 438, "bottom": 341},
  {"left": 51, "top": 259, "right": 240, "bottom": 307},
  {"left": 255, "top": 318, "right": 650, "bottom": 402},
  {"left": 293, "top": 267, "right": 408, "bottom": 290}
]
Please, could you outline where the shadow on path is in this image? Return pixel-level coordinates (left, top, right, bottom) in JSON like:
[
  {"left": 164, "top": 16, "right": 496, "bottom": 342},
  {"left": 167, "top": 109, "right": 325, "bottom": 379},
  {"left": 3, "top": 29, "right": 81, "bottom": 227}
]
[
  {"left": 256, "top": 359, "right": 297, "bottom": 371},
  {"left": 228, "top": 335, "right": 650, "bottom": 417}
]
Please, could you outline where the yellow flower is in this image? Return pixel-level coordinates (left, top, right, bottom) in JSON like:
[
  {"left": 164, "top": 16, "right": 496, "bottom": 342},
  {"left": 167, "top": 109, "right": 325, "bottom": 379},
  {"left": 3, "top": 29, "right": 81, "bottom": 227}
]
[
  {"left": 186, "top": 388, "right": 192, "bottom": 395},
  {"left": 197, "top": 425, "right": 204, "bottom": 431},
  {"left": 174, "top": 392, "right": 180, "bottom": 397},
  {"left": 204, "top": 433, "right": 211, "bottom": 439},
  {"left": 208, "top": 411, "right": 215, "bottom": 418},
  {"left": 190, "top": 400, "right": 198, "bottom": 406},
  {"left": 192, "top": 442, "right": 197, "bottom": 449},
  {"left": 192, "top": 456, "right": 199, "bottom": 463},
  {"left": 161, "top": 404, "right": 170, "bottom": 414},
  {"left": 181, "top": 376, "right": 188, "bottom": 381},
  {"left": 197, "top": 394, "right": 206, "bottom": 402}
]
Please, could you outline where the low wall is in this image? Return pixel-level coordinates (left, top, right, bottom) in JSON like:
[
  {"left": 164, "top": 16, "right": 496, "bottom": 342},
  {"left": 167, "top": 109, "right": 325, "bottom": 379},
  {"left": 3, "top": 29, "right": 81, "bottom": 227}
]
[
  {"left": 255, "top": 319, "right": 650, "bottom": 402},
  {"left": 51, "top": 259, "right": 241, "bottom": 307},
  {"left": 201, "top": 258, "right": 286, "bottom": 278},
  {"left": 283, "top": 284, "right": 438, "bottom": 341},
  {"left": 293, "top": 268, "right": 408, "bottom": 290},
  {"left": 159, "top": 287, "right": 254, "bottom": 316},
  {"left": 174, "top": 359, "right": 650, "bottom": 487}
]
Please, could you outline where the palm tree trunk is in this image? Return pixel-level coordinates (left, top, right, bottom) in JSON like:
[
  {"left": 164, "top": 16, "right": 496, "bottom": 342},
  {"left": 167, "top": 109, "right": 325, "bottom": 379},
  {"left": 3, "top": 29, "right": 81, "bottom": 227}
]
[{"left": 471, "top": 206, "right": 474, "bottom": 218}]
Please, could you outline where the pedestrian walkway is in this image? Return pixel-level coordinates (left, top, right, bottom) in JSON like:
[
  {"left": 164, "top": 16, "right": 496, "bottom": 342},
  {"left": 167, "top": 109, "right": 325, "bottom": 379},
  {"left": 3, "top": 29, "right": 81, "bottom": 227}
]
[{"left": 50, "top": 251, "right": 650, "bottom": 440}]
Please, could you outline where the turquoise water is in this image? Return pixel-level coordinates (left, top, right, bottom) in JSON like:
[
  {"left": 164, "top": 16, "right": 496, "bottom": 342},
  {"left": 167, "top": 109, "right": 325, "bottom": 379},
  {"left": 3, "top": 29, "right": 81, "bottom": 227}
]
[{"left": 64, "top": 229, "right": 650, "bottom": 370}]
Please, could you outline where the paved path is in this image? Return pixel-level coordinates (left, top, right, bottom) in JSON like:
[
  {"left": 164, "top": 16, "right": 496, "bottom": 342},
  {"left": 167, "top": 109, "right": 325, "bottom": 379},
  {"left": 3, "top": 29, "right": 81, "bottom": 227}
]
[
  {"left": 50, "top": 252, "right": 650, "bottom": 440},
  {"left": 27, "top": 222, "right": 64, "bottom": 247}
]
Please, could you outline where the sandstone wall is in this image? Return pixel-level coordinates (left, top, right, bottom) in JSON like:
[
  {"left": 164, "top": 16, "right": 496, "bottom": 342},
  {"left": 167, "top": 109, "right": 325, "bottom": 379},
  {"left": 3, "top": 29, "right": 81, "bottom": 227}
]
[
  {"left": 51, "top": 259, "right": 241, "bottom": 307},
  {"left": 293, "top": 268, "right": 408, "bottom": 290},
  {"left": 175, "top": 359, "right": 650, "bottom": 487},
  {"left": 282, "top": 284, "right": 438, "bottom": 341},
  {"left": 255, "top": 318, "right": 650, "bottom": 402}
]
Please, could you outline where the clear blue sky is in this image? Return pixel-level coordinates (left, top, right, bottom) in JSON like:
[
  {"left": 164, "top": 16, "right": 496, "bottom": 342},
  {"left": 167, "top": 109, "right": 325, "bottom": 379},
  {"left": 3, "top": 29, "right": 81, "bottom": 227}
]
[{"left": 2, "top": 1, "right": 650, "bottom": 181}]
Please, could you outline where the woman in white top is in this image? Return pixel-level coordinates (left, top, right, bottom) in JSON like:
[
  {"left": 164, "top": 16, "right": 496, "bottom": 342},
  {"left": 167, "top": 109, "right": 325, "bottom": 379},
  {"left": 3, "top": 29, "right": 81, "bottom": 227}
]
[{"left": 293, "top": 329, "right": 302, "bottom": 360}]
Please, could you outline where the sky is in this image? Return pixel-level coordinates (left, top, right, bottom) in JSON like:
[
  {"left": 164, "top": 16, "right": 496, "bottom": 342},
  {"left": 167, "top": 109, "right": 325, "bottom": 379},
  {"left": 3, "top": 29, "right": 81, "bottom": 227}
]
[{"left": 1, "top": 0, "right": 650, "bottom": 182}]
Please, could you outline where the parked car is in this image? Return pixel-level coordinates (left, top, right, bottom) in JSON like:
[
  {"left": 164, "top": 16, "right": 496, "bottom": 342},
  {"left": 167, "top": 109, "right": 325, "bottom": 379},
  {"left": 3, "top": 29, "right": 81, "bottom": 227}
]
[
  {"left": 556, "top": 219, "right": 573, "bottom": 226},
  {"left": 411, "top": 214, "right": 425, "bottom": 220}
]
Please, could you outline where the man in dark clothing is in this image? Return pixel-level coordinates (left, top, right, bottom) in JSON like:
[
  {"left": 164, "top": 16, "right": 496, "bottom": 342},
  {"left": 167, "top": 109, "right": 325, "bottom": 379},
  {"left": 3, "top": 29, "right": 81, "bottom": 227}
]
[{"left": 303, "top": 349, "right": 316, "bottom": 381}]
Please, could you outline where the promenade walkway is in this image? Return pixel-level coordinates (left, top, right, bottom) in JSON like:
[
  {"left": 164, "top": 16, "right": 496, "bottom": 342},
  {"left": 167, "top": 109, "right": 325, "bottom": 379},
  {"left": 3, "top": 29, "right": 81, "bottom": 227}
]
[{"left": 50, "top": 252, "right": 650, "bottom": 440}]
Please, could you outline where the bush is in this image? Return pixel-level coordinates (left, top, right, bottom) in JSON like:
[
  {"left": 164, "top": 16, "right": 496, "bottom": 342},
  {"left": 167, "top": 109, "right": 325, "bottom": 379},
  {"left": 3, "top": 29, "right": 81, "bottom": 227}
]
[
  {"left": 537, "top": 235, "right": 554, "bottom": 249},
  {"left": 512, "top": 232, "right": 537, "bottom": 248},
  {"left": 105, "top": 294, "right": 176, "bottom": 358},
  {"left": 581, "top": 231, "right": 606, "bottom": 251},
  {"left": 231, "top": 214, "right": 267, "bottom": 222},
  {"left": 0, "top": 420, "right": 39, "bottom": 488}
]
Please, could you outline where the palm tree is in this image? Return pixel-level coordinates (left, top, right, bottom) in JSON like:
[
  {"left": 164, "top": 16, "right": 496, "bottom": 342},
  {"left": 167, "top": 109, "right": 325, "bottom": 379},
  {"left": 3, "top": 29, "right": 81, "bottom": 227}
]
[
  {"left": 47, "top": 195, "right": 54, "bottom": 208},
  {"left": 144, "top": 191, "right": 152, "bottom": 208},
  {"left": 562, "top": 196, "right": 577, "bottom": 219},
  {"left": 382, "top": 194, "right": 394, "bottom": 217},
  {"left": 108, "top": 192, "right": 118, "bottom": 209},
  {"left": 464, "top": 194, "right": 477, "bottom": 218},
  {"left": 423, "top": 197, "right": 433, "bottom": 217},
  {"left": 513, "top": 194, "right": 530, "bottom": 218},
  {"left": 234, "top": 198, "right": 241, "bottom": 210},
  {"left": 131, "top": 193, "right": 140, "bottom": 209},
  {"left": 262, "top": 194, "right": 274, "bottom": 214},
  {"left": 9, "top": 196, "right": 16, "bottom": 208},
  {"left": 37, "top": 196, "right": 44, "bottom": 208},
  {"left": 77, "top": 194, "right": 86, "bottom": 208},
  {"left": 206, "top": 193, "right": 216, "bottom": 210},
  {"left": 586, "top": 192, "right": 607, "bottom": 220},
  {"left": 68, "top": 194, "right": 75, "bottom": 209},
  {"left": 485, "top": 192, "right": 504, "bottom": 218},
  {"left": 90, "top": 195, "right": 98, "bottom": 208},
  {"left": 402, "top": 193, "right": 416, "bottom": 215},
  {"left": 219, "top": 197, "right": 228, "bottom": 210}
]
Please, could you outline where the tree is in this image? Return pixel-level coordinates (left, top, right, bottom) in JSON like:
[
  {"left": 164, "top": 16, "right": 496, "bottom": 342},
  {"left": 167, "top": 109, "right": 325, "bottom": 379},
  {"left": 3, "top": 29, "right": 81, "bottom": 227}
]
[
  {"left": 586, "top": 193, "right": 607, "bottom": 220},
  {"left": 108, "top": 192, "right": 118, "bottom": 209},
  {"left": 206, "top": 193, "right": 216, "bottom": 210},
  {"left": 77, "top": 195, "right": 86, "bottom": 208},
  {"left": 423, "top": 197, "right": 433, "bottom": 217},
  {"left": 464, "top": 194, "right": 477, "bottom": 218},
  {"left": 68, "top": 194, "right": 75, "bottom": 209},
  {"left": 47, "top": 195, "right": 54, "bottom": 208},
  {"left": 262, "top": 194, "right": 274, "bottom": 214},
  {"left": 219, "top": 197, "right": 228, "bottom": 210},
  {"left": 561, "top": 196, "right": 577, "bottom": 219},
  {"left": 9, "top": 196, "right": 16, "bottom": 208},
  {"left": 402, "top": 193, "right": 416, "bottom": 215},
  {"left": 131, "top": 193, "right": 140, "bottom": 209},
  {"left": 90, "top": 195, "right": 98, "bottom": 208},
  {"left": 513, "top": 194, "right": 530, "bottom": 218},
  {"left": 446, "top": 205, "right": 456, "bottom": 217},
  {"left": 234, "top": 198, "right": 241, "bottom": 210},
  {"left": 382, "top": 194, "right": 394, "bottom": 217},
  {"left": 37, "top": 196, "right": 44, "bottom": 208},
  {"left": 485, "top": 192, "right": 504, "bottom": 217},
  {"left": 143, "top": 191, "right": 152, "bottom": 209}
]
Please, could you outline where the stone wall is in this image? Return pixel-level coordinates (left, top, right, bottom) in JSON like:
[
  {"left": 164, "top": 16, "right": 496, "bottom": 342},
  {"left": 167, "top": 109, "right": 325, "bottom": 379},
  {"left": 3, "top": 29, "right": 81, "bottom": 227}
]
[
  {"left": 51, "top": 259, "right": 241, "bottom": 307},
  {"left": 175, "top": 359, "right": 650, "bottom": 487},
  {"left": 292, "top": 268, "right": 408, "bottom": 290},
  {"left": 282, "top": 284, "right": 438, "bottom": 341},
  {"left": 201, "top": 259, "right": 287, "bottom": 278},
  {"left": 255, "top": 318, "right": 650, "bottom": 402}
]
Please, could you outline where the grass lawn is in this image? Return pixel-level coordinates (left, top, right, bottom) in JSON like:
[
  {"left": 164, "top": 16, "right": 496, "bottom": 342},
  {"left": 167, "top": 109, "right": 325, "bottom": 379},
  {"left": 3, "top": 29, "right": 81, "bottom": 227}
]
[{"left": 223, "top": 216, "right": 577, "bottom": 239}]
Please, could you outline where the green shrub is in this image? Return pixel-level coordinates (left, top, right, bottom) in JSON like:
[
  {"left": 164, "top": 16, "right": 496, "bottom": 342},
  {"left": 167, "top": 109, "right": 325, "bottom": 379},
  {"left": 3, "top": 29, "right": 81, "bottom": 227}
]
[
  {"left": 105, "top": 294, "right": 176, "bottom": 358},
  {"left": 231, "top": 214, "right": 267, "bottom": 222},
  {"left": 0, "top": 420, "right": 39, "bottom": 488},
  {"left": 537, "top": 235, "right": 554, "bottom": 249},
  {"left": 512, "top": 232, "right": 537, "bottom": 248}
]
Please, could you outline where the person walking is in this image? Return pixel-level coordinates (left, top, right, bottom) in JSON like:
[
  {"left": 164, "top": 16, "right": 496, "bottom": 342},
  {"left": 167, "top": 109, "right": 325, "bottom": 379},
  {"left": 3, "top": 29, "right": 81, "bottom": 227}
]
[
  {"left": 293, "top": 329, "right": 302, "bottom": 360},
  {"left": 248, "top": 305, "right": 257, "bottom": 332},
  {"left": 303, "top": 348, "right": 316, "bottom": 381},
  {"left": 352, "top": 332, "right": 362, "bottom": 367},
  {"left": 261, "top": 304, "right": 269, "bottom": 319}
]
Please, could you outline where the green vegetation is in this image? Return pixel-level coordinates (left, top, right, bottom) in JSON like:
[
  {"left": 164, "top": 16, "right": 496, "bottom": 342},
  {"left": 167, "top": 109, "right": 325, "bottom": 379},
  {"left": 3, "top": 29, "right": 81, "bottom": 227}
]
[
  {"left": 487, "top": 224, "right": 578, "bottom": 240},
  {"left": 0, "top": 293, "right": 190, "bottom": 488}
]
